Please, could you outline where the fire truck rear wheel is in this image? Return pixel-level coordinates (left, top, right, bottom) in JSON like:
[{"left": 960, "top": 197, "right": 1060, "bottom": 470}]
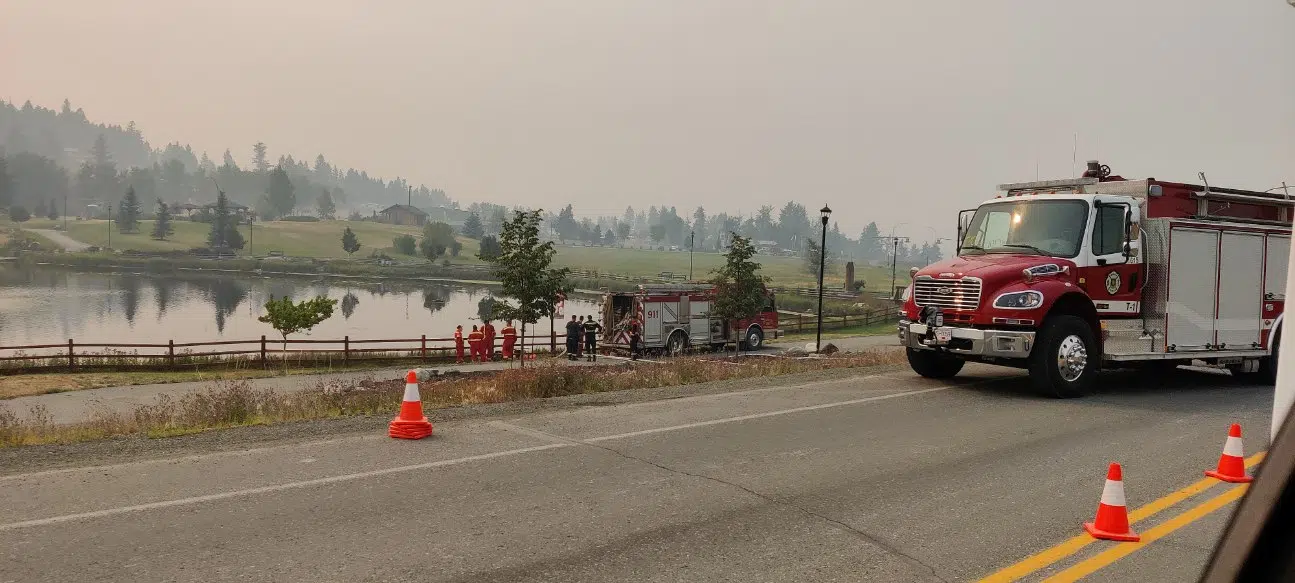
[
  {"left": 741, "top": 328, "right": 764, "bottom": 351},
  {"left": 1030, "top": 315, "right": 1097, "bottom": 398},
  {"left": 666, "top": 331, "right": 688, "bottom": 357},
  {"left": 906, "top": 348, "right": 964, "bottom": 379}
]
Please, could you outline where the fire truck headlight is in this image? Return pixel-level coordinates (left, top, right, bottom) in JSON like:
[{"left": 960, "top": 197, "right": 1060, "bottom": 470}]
[
  {"left": 993, "top": 290, "right": 1043, "bottom": 310},
  {"left": 900, "top": 285, "right": 913, "bottom": 302}
]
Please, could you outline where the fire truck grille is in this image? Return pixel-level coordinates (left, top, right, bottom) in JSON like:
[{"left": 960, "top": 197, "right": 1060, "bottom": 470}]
[{"left": 913, "top": 279, "right": 982, "bottom": 311}]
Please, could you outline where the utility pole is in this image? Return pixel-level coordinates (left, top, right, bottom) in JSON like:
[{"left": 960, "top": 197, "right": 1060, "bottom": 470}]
[
  {"left": 107, "top": 204, "right": 112, "bottom": 249},
  {"left": 248, "top": 214, "right": 254, "bottom": 256},
  {"left": 689, "top": 230, "right": 695, "bottom": 280},
  {"left": 407, "top": 185, "right": 412, "bottom": 207}
]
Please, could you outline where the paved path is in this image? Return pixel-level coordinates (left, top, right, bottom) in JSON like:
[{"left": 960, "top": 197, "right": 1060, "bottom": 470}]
[
  {"left": 26, "top": 229, "right": 90, "bottom": 252},
  {"left": 0, "top": 364, "right": 1270, "bottom": 582}
]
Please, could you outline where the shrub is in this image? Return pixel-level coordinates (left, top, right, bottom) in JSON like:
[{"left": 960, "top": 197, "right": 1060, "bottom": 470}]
[
  {"left": 8, "top": 205, "right": 31, "bottom": 222},
  {"left": 280, "top": 215, "right": 320, "bottom": 222},
  {"left": 393, "top": 234, "right": 417, "bottom": 255}
]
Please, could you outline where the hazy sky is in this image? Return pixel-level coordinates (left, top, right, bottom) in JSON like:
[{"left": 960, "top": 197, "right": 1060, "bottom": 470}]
[{"left": 4, "top": 0, "right": 1292, "bottom": 239}]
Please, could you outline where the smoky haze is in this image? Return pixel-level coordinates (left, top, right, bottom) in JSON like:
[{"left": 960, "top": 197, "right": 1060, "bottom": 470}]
[{"left": 3, "top": 0, "right": 1291, "bottom": 239}]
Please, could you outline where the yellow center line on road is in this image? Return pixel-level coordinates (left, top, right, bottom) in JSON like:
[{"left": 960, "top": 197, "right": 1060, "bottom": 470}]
[
  {"left": 976, "top": 452, "right": 1265, "bottom": 583},
  {"left": 1041, "top": 484, "right": 1249, "bottom": 583}
]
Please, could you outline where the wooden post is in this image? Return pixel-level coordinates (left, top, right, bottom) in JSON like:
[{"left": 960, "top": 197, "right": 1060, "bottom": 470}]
[
  {"left": 68, "top": 339, "right": 75, "bottom": 369},
  {"left": 168, "top": 339, "right": 175, "bottom": 368},
  {"left": 260, "top": 335, "right": 267, "bottom": 367},
  {"left": 343, "top": 335, "right": 350, "bottom": 367},
  {"left": 421, "top": 334, "right": 427, "bottom": 360}
]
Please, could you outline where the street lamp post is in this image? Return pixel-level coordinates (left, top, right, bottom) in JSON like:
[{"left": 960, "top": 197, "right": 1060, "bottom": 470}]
[
  {"left": 816, "top": 205, "right": 832, "bottom": 353},
  {"left": 107, "top": 203, "right": 112, "bottom": 250},
  {"left": 689, "top": 230, "right": 695, "bottom": 280}
]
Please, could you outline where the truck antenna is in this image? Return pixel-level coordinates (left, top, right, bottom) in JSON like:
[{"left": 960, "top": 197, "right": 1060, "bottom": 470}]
[{"left": 1072, "top": 134, "right": 1078, "bottom": 176}]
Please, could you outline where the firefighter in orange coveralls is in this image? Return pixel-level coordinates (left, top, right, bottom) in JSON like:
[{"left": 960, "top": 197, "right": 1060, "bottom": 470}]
[
  {"left": 454, "top": 325, "right": 465, "bottom": 363},
  {"left": 501, "top": 320, "right": 518, "bottom": 359},
  {"left": 482, "top": 320, "right": 497, "bottom": 361},
  {"left": 468, "top": 325, "right": 485, "bottom": 362}
]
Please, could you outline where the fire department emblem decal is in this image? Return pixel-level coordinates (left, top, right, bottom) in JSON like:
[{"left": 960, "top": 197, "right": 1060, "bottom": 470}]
[{"left": 1105, "top": 271, "right": 1121, "bottom": 295}]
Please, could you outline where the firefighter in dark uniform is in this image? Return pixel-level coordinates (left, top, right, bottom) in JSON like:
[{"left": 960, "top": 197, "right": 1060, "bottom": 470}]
[
  {"left": 583, "top": 314, "right": 602, "bottom": 362},
  {"left": 565, "top": 315, "right": 581, "bottom": 360}
]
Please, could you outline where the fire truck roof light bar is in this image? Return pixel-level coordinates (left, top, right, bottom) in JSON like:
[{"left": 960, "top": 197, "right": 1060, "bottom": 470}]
[{"left": 997, "top": 177, "right": 1100, "bottom": 192}]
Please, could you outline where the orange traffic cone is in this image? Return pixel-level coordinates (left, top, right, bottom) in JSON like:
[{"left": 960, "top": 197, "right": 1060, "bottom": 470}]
[
  {"left": 389, "top": 370, "right": 433, "bottom": 440},
  {"left": 1205, "top": 423, "right": 1252, "bottom": 483},
  {"left": 1083, "top": 462, "right": 1140, "bottom": 542}
]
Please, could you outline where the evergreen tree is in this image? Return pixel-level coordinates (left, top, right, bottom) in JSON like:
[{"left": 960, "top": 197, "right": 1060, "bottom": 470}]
[
  {"left": 152, "top": 199, "right": 174, "bottom": 240},
  {"left": 118, "top": 185, "right": 141, "bottom": 233},
  {"left": 462, "top": 212, "right": 484, "bottom": 238},
  {"left": 342, "top": 227, "right": 361, "bottom": 256},
  {"left": 267, "top": 166, "right": 296, "bottom": 218},
  {"left": 251, "top": 142, "right": 269, "bottom": 173},
  {"left": 207, "top": 190, "right": 245, "bottom": 249},
  {"left": 47, "top": 199, "right": 59, "bottom": 220},
  {"left": 316, "top": 187, "right": 336, "bottom": 219}
]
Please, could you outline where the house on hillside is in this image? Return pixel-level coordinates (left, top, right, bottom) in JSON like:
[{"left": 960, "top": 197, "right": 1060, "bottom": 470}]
[{"left": 378, "top": 204, "right": 428, "bottom": 226}]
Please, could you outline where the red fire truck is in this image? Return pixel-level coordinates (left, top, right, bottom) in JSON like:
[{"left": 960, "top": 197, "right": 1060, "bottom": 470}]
[
  {"left": 601, "top": 284, "right": 781, "bottom": 355},
  {"left": 899, "top": 161, "right": 1291, "bottom": 397}
]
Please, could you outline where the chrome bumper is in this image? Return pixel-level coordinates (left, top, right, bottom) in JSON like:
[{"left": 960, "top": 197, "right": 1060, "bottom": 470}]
[{"left": 898, "top": 320, "right": 1036, "bottom": 359}]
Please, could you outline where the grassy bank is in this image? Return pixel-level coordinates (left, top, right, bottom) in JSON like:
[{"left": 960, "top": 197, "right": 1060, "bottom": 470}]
[
  {"left": 17, "top": 218, "right": 909, "bottom": 289},
  {"left": 0, "top": 364, "right": 403, "bottom": 400},
  {"left": 0, "top": 350, "right": 904, "bottom": 447},
  {"left": 777, "top": 320, "right": 899, "bottom": 342}
]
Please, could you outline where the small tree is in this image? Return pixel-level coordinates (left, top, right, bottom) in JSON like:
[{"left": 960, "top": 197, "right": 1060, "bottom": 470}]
[
  {"left": 152, "top": 199, "right": 174, "bottom": 240},
  {"left": 341, "top": 227, "right": 361, "bottom": 257},
  {"left": 419, "top": 221, "right": 456, "bottom": 260},
  {"left": 46, "top": 200, "right": 58, "bottom": 221},
  {"left": 462, "top": 212, "right": 484, "bottom": 238},
  {"left": 316, "top": 187, "right": 336, "bottom": 219},
  {"left": 803, "top": 239, "right": 823, "bottom": 277},
  {"left": 118, "top": 186, "right": 141, "bottom": 233},
  {"left": 481, "top": 210, "right": 571, "bottom": 366},
  {"left": 710, "top": 234, "right": 768, "bottom": 359},
  {"left": 477, "top": 235, "right": 502, "bottom": 260},
  {"left": 258, "top": 295, "right": 338, "bottom": 350},
  {"left": 393, "top": 234, "right": 417, "bottom": 255},
  {"left": 8, "top": 205, "right": 30, "bottom": 222},
  {"left": 34, "top": 199, "right": 48, "bottom": 218}
]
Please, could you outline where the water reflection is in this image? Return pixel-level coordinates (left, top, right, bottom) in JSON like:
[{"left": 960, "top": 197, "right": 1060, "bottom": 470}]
[
  {"left": 0, "top": 265, "right": 600, "bottom": 346},
  {"left": 341, "top": 292, "right": 360, "bottom": 319}
]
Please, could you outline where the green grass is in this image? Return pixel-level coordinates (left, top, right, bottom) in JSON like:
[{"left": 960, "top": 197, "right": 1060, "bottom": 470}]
[
  {"left": 778, "top": 320, "right": 898, "bottom": 341},
  {"left": 18, "top": 217, "right": 908, "bottom": 288}
]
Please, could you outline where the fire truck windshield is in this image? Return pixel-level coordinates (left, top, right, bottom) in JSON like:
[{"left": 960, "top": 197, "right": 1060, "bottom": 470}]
[{"left": 960, "top": 199, "right": 1088, "bottom": 258}]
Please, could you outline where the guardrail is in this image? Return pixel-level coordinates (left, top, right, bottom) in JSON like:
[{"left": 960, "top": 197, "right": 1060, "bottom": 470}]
[{"left": 0, "top": 333, "right": 565, "bottom": 372}]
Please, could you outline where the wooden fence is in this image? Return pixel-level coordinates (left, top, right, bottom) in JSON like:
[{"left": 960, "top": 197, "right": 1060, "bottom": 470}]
[
  {"left": 0, "top": 333, "right": 565, "bottom": 372},
  {"left": 780, "top": 307, "right": 901, "bottom": 335}
]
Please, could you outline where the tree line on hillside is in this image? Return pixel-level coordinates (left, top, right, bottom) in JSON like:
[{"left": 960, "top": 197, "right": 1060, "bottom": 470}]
[
  {"left": 0, "top": 99, "right": 452, "bottom": 218},
  {"left": 537, "top": 203, "right": 945, "bottom": 266}
]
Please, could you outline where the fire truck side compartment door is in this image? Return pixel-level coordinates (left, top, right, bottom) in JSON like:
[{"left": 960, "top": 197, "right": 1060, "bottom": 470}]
[
  {"left": 689, "top": 300, "right": 710, "bottom": 342},
  {"left": 1266, "top": 235, "right": 1290, "bottom": 301},
  {"left": 1217, "top": 232, "right": 1265, "bottom": 348},
  {"left": 1167, "top": 228, "right": 1220, "bottom": 351},
  {"left": 643, "top": 302, "right": 663, "bottom": 343}
]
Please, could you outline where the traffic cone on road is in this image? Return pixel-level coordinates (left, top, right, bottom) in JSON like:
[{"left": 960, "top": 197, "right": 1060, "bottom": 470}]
[
  {"left": 389, "top": 370, "right": 433, "bottom": 440},
  {"left": 1083, "top": 462, "right": 1140, "bottom": 542},
  {"left": 1205, "top": 423, "right": 1253, "bottom": 483}
]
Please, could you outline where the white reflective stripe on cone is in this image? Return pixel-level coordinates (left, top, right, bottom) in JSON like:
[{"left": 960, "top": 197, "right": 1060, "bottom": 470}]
[
  {"left": 1223, "top": 435, "right": 1245, "bottom": 457},
  {"left": 1100, "top": 479, "right": 1127, "bottom": 507},
  {"left": 403, "top": 383, "right": 421, "bottom": 403}
]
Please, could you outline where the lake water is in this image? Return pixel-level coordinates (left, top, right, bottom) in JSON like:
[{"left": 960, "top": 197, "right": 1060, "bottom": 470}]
[{"left": 0, "top": 266, "right": 601, "bottom": 351}]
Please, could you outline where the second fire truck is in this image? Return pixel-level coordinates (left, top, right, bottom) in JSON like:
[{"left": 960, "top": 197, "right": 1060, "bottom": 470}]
[
  {"left": 899, "top": 161, "right": 1291, "bottom": 397},
  {"left": 600, "top": 284, "right": 781, "bottom": 356}
]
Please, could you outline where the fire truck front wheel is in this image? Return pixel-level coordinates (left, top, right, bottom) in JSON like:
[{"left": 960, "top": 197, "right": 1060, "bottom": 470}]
[
  {"left": 906, "top": 348, "right": 965, "bottom": 379},
  {"left": 1029, "top": 315, "right": 1098, "bottom": 398}
]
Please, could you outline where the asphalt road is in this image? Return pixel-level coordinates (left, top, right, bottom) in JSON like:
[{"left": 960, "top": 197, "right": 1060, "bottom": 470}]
[{"left": 0, "top": 363, "right": 1273, "bottom": 582}]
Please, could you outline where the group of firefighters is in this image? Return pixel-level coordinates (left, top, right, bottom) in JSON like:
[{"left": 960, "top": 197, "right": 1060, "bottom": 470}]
[
  {"left": 453, "top": 321, "right": 519, "bottom": 363},
  {"left": 450, "top": 314, "right": 642, "bottom": 364}
]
